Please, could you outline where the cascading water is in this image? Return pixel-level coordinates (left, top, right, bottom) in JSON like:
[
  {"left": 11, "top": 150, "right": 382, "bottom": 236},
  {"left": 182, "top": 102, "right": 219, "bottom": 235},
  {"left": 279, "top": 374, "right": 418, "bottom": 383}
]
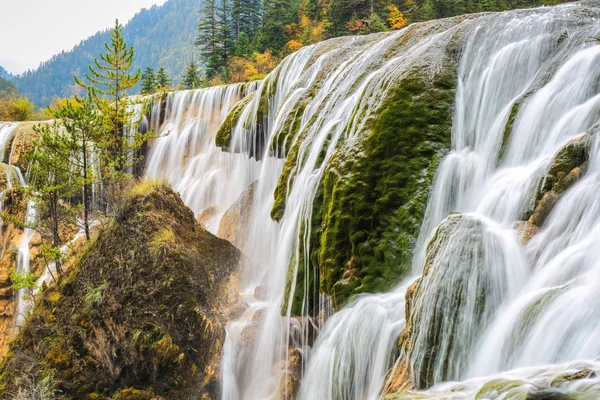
[
  {"left": 141, "top": 1, "right": 600, "bottom": 398},
  {"left": 0, "top": 122, "right": 39, "bottom": 327}
]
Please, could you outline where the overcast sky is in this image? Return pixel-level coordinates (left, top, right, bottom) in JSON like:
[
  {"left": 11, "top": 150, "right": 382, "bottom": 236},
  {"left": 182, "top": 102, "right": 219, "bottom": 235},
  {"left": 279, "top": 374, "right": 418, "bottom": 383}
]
[{"left": 0, "top": 0, "right": 168, "bottom": 75}]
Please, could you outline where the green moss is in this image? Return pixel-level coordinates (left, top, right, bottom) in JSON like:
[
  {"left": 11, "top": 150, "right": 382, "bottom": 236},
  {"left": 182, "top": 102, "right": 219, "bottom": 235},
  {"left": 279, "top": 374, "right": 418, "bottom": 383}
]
[
  {"left": 475, "top": 379, "right": 529, "bottom": 400},
  {"left": 215, "top": 92, "right": 256, "bottom": 150},
  {"left": 279, "top": 65, "right": 456, "bottom": 315},
  {"left": 269, "top": 93, "right": 311, "bottom": 158},
  {"left": 315, "top": 67, "right": 455, "bottom": 309},
  {"left": 498, "top": 92, "right": 533, "bottom": 163}
]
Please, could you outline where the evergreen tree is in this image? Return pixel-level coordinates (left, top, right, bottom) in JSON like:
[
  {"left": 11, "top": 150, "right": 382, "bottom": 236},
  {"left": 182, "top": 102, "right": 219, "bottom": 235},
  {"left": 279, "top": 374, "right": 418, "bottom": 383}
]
[
  {"left": 216, "top": 0, "right": 235, "bottom": 79},
  {"left": 28, "top": 123, "right": 79, "bottom": 274},
  {"left": 140, "top": 66, "right": 157, "bottom": 94},
  {"left": 182, "top": 59, "right": 203, "bottom": 89},
  {"left": 75, "top": 19, "right": 142, "bottom": 173},
  {"left": 418, "top": 0, "right": 436, "bottom": 20},
  {"left": 235, "top": 32, "right": 253, "bottom": 57},
  {"left": 52, "top": 95, "right": 102, "bottom": 241},
  {"left": 257, "top": 0, "right": 296, "bottom": 52},
  {"left": 196, "top": 0, "right": 221, "bottom": 77},
  {"left": 232, "top": 0, "right": 262, "bottom": 41},
  {"left": 365, "top": 13, "right": 388, "bottom": 33},
  {"left": 155, "top": 67, "right": 172, "bottom": 90}
]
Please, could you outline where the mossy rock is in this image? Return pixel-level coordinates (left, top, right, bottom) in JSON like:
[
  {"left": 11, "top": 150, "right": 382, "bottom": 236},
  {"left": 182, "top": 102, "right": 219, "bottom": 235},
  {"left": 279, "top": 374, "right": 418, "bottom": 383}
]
[
  {"left": 475, "top": 379, "right": 529, "bottom": 400},
  {"left": 215, "top": 91, "right": 256, "bottom": 151},
  {"left": 311, "top": 66, "right": 455, "bottom": 311},
  {"left": 8, "top": 121, "right": 43, "bottom": 172},
  {"left": 0, "top": 182, "right": 241, "bottom": 399}
]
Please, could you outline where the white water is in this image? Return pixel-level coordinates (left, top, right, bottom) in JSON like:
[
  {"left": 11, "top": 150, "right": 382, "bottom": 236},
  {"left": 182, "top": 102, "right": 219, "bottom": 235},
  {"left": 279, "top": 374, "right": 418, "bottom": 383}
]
[
  {"left": 0, "top": 122, "right": 39, "bottom": 327},
  {"left": 139, "top": 2, "right": 600, "bottom": 398},
  {"left": 15, "top": 200, "right": 36, "bottom": 325}
]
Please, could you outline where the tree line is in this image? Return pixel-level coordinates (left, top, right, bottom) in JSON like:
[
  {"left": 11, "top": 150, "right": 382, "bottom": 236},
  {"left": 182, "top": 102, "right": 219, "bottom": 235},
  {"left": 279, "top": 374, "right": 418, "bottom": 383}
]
[{"left": 193, "top": 0, "right": 568, "bottom": 85}]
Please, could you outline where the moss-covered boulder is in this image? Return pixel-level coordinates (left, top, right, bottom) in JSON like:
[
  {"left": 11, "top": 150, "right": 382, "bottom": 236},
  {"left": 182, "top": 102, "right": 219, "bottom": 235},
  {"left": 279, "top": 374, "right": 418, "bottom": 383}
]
[
  {"left": 316, "top": 68, "right": 453, "bottom": 310},
  {"left": 395, "top": 213, "right": 523, "bottom": 389},
  {"left": 215, "top": 91, "right": 256, "bottom": 151},
  {"left": 518, "top": 130, "right": 594, "bottom": 244},
  {"left": 0, "top": 182, "right": 242, "bottom": 399}
]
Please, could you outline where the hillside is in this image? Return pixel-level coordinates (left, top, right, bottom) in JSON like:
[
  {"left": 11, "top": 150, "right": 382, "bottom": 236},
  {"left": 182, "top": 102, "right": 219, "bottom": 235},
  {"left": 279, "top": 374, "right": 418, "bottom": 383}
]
[
  {"left": 0, "top": 183, "right": 242, "bottom": 398},
  {"left": 0, "top": 67, "right": 12, "bottom": 81},
  {"left": 13, "top": 0, "right": 200, "bottom": 107}
]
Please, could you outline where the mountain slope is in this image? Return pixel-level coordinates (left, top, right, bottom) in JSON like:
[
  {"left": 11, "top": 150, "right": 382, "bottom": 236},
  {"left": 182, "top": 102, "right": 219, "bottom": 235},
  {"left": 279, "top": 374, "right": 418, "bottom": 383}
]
[
  {"left": 13, "top": 0, "right": 200, "bottom": 107},
  {"left": 0, "top": 66, "right": 12, "bottom": 81}
]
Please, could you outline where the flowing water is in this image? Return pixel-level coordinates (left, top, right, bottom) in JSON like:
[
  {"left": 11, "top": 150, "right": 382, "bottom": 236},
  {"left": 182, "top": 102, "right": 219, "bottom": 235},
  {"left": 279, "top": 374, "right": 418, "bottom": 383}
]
[
  {"left": 0, "top": 122, "right": 39, "bottom": 327},
  {"left": 139, "top": 1, "right": 600, "bottom": 398}
]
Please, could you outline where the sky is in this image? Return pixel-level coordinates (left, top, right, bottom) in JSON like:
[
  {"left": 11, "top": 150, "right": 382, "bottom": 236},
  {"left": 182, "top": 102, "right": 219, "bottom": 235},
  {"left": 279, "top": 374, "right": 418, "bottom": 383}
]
[{"left": 0, "top": 0, "right": 168, "bottom": 75}]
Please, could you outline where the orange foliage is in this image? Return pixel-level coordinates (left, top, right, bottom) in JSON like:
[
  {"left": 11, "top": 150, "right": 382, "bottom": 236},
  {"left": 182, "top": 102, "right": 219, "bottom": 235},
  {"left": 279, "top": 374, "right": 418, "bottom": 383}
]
[
  {"left": 347, "top": 19, "right": 368, "bottom": 32},
  {"left": 228, "top": 50, "right": 280, "bottom": 83},
  {"left": 387, "top": 5, "right": 408, "bottom": 30},
  {"left": 285, "top": 40, "right": 304, "bottom": 54}
]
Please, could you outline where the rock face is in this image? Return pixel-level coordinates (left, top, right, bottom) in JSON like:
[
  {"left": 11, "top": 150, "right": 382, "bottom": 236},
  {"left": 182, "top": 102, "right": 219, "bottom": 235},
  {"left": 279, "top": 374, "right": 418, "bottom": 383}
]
[
  {"left": 518, "top": 131, "right": 592, "bottom": 244},
  {"left": 0, "top": 182, "right": 242, "bottom": 399},
  {"left": 217, "top": 182, "right": 255, "bottom": 249},
  {"left": 392, "top": 213, "right": 525, "bottom": 389},
  {"left": 7, "top": 122, "right": 41, "bottom": 171}
]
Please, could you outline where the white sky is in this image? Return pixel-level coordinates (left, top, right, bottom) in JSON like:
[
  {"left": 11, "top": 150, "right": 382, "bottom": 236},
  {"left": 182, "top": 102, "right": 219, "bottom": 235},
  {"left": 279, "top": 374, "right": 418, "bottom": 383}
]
[{"left": 0, "top": 0, "right": 168, "bottom": 75}]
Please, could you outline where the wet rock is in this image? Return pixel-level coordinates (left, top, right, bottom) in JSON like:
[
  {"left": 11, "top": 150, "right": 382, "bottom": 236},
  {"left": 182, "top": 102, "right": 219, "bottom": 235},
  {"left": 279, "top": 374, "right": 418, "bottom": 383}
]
[
  {"left": 217, "top": 182, "right": 255, "bottom": 249},
  {"left": 276, "top": 347, "right": 302, "bottom": 400},
  {"left": 254, "top": 283, "right": 268, "bottom": 300},
  {"left": 551, "top": 368, "right": 597, "bottom": 386},
  {"left": 197, "top": 205, "right": 219, "bottom": 228},
  {"left": 8, "top": 122, "right": 43, "bottom": 171},
  {"left": 515, "top": 220, "right": 541, "bottom": 245},
  {"left": 519, "top": 133, "right": 592, "bottom": 243}
]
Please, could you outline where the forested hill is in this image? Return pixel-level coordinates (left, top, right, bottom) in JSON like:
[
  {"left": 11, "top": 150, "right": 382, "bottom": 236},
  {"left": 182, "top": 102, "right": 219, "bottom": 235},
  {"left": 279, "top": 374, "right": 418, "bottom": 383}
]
[
  {"left": 13, "top": 0, "right": 200, "bottom": 107},
  {"left": 0, "top": 66, "right": 12, "bottom": 81}
]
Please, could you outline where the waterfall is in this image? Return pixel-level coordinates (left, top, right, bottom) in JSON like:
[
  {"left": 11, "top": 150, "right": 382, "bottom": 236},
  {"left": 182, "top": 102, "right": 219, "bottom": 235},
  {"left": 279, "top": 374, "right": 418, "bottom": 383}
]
[
  {"left": 140, "top": 1, "right": 600, "bottom": 398},
  {"left": 145, "top": 84, "right": 261, "bottom": 232}
]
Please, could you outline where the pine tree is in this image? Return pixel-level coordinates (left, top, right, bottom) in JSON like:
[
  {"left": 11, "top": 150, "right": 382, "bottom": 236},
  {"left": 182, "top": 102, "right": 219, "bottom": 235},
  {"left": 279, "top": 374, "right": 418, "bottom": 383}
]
[
  {"left": 418, "top": 0, "right": 436, "bottom": 20},
  {"left": 183, "top": 59, "right": 203, "bottom": 89},
  {"left": 364, "top": 13, "right": 388, "bottom": 33},
  {"left": 235, "top": 32, "right": 252, "bottom": 57},
  {"left": 52, "top": 95, "right": 102, "bottom": 241},
  {"left": 196, "top": 0, "right": 221, "bottom": 78},
  {"left": 75, "top": 19, "right": 141, "bottom": 173},
  {"left": 216, "top": 0, "right": 235, "bottom": 80},
  {"left": 232, "top": 0, "right": 262, "bottom": 42},
  {"left": 257, "top": 0, "right": 296, "bottom": 52},
  {"left": 140, "top": 66, "right": 157, "bottom": 94},
  {"left": 155, "top": 67, "right": 172, "bottom": 90},
  {"left": 28, "top": 123, "right": 79, "bottom": 274}
]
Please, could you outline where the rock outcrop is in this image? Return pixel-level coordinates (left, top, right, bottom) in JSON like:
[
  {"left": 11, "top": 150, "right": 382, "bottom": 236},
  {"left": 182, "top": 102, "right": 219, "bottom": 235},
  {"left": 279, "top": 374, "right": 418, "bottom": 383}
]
[
  {"left": 389, "top": 213, "right": 525, "bottom": 390},
  {"left": 217, "top": 182, "right": 255, "bottom": 249},
  {"left": 518, "top": 131, "right": 593, "bottom": 244},
  {"left": 0, "top": 182, "right": 242, "bottom": 399}
]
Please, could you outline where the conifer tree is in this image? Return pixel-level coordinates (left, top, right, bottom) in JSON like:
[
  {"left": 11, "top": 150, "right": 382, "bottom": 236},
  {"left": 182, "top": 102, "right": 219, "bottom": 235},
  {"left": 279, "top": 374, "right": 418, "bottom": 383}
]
[
  {"left": 182, "top": 59, "right": 203, "bottom": 89},
  {"left": 196, "top": 0, "right": 221, "bottom": 77},
  {"left": 53, "top": 95, "right": 102, "bottom": 241},
  {"left": 418, "top": 0, "right": 436, "bottom": 20},
  {"left": 155, "top": 67, "right": 172, "bottom": 90},
  {"left": 216, "top": 0, "right": 235, "bottom": 79},
  {"left": 140, "top": 66, "right": 157, "bottom": 94},
  {"left": 28, "top": 123, "right": 79, "bottom": 274},
  {"left": 257, "top": 0, "right": 296, "bottom": 52},
  {"left": 75, "top": 19, "right": 141, "bottom": 173},
  {"left": 235, "top": 32, "right": 252, "bottom": 57}
]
